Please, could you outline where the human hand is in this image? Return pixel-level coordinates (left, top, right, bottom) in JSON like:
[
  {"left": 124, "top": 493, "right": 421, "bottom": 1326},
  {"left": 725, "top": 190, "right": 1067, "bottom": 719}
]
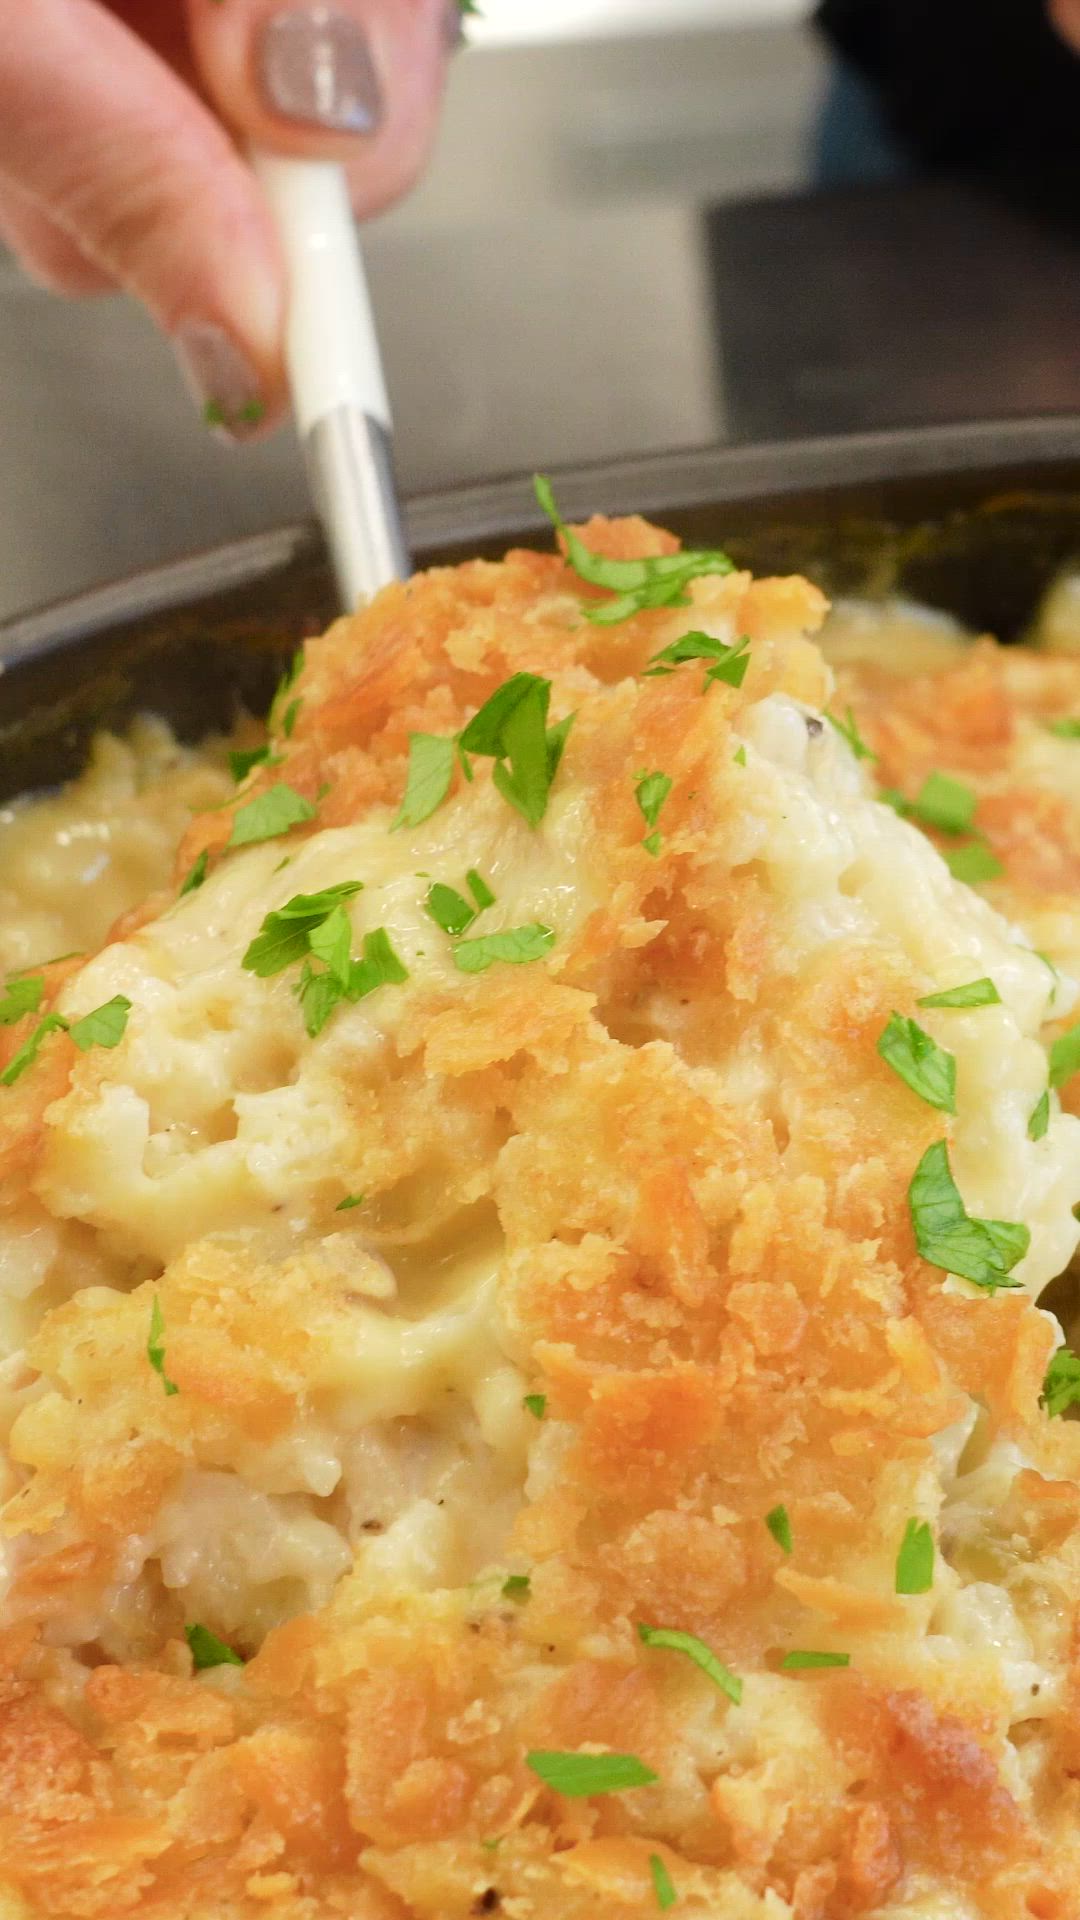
[
  {"left": 0, "top": 1, "right": 455, "bottom": 435},
  {"left": 1049, "top": 0, "right": 1080, "bottom": 54}
]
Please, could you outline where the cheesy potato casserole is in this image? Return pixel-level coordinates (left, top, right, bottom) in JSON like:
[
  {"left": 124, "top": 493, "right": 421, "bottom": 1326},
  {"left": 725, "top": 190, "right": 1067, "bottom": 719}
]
[{"left": 2, "top": 490, "right": 1080, "bottom": 1919}]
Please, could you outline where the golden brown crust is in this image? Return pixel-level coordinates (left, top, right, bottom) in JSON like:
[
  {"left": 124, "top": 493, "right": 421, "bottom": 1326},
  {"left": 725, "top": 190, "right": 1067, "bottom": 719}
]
[{"left": 0, "top": 528, "right": 1079, "bottom": 1917}]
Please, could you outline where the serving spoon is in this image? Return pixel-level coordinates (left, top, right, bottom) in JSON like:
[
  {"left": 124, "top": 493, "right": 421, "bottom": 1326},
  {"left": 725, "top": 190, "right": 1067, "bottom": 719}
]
[{"left": 253, "top": 152, "right": 409, "bottom": 612}]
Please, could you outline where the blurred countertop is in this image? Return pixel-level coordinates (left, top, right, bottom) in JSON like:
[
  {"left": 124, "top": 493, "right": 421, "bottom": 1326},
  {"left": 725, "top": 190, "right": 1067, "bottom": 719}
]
[{"left": 2, "top": 14, "right": 1080, "bottom": 624}]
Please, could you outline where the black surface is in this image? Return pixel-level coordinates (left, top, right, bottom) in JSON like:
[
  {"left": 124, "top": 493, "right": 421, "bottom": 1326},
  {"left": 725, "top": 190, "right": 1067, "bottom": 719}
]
[
  {"left": 5, "top": 417, "right": 1080, "bottom": 806},
  {"left": 707, "top": 180, "right": 1080, "bottom": 444}
]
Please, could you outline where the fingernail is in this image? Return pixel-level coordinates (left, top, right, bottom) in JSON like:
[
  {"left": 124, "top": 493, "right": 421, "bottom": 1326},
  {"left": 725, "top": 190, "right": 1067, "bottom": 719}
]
[
  {"left": 173, "top": 322, "right": 266, "bottom": 442},
  {"left": 258, "top": 6, "right": 383, "bottom": 134}
]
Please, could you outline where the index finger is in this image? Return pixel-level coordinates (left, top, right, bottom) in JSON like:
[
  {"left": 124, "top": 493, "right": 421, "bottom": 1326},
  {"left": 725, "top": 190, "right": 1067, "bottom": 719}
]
[{"left": 185, "top": 0, "right": 453, "bottom": 218}]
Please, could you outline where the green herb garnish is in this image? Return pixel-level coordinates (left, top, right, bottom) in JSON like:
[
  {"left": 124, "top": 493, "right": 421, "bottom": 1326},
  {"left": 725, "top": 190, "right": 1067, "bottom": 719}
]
[
  {"left": 185, "top": 1623, "right": 243, "bottom": 1670},
  {"left": 908, "top": 1139, "right": 1028, "bottom": 1292},
  {"left": 268, "top": 650, "right": 304, "bottom": 734},
  {"left": 536, "top": 475, "right": 735, "bottom": 625},
  {"left": 886, "top": 771, "right": 978, "bottom": 835},
  {"left": 393, "top": 734, "right": 458, "bottom": 830},
  {"left": 826, "top": 706, "right": 876, "bottom": 761},
  {"left": 467, "top": 870, "right": 495, "bottom": 910},
  {"left": 734, "top": 744, "right": 747, "bottom": 766},
  {"left": 426, "top": 883, "right": 478, "bottom": 936},
  {"left": 458, "top": 674, "right": 573, "bottom": 829},
  {"left": 1042, "top": 1347, "right": 1080, "bottom": 1416},
  {"left": 229, "top": 744, "right": 279, "bottom": 784},
  {"left": 0, "top": 1013, "right": 68, "bottom": 1086},
  {"left": 179, "top": 850, "right": 209, "bottom": 897},
  {"left": 635, "top": 770, "right": 672, "bottom": 857},
  {"left": 148, "top": 1295, "right": 179, "bottom": 1397},
  {"left": 453, "top": 925, "right": 554, "bottom": 974},
  {"left": 1029, "top": 1090, "right": 1050, "bottom": 1141},
  {"left": 0, "top": 975, "right": 44, "bottom": 1025},
  {"left": 649, "top": 1855, "right": 677, "bottom": 1911},
  {"left": 637, "top": 1623, "right": 742, "bottom": 1705},
  {"left": 645, "top": 629, "right": 750, "bottom": 689},
  {"left": 1049, "top": 718, "right": 1080, "bottom": 738},
  {"left": 917, "top": 977, "right": 1000, "bottom": 1009},
  {"left": 69, "top": 995, "right": 131, "bottom": 1052},
  {"left": 523, "top": 1393, "right": 546, "bottom": 1419},
  {"left": 525, "top": 1750, "right": 658, "bottom": 1797},
  {"left": 781, "top": 1650, "right": 850, "bottom": 1671},
  {"left": 307, "top": 904, "right": 353, "bottom": 987},
  {"left": 765, "top": 1504, "right": 792, "bottom": 1554},
  {"left": 877, "top": 1013, "right": 956, "bottom": 1113},
  {"left": 348, "top": 927, "right": 409, "bottom": 1000},
  {"left": 243, "top": 883, "right": 363, "bottom": 977},
  {"left": 336, "top": 1193, "right": 365, "bottom": 1211},
  {"left": 943, "top": 843, "right": 1003, "bottom": 885},
  {"left": 227, "top": 783, "right": 316, "bottom": 849},
  {"left": 502, "top": 1574, "right": 531, "bottom": 1602},
  {"left": 1050, "top": 1021, "right": 1080, "bottom": 1090},
  {"left": 895, "top": 1518, "right": 934, "bottom": 1595}
]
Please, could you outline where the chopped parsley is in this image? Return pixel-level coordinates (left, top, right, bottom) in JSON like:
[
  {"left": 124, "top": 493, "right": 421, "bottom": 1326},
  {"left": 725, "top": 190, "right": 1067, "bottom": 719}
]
[
  {"left": 523, "top": 1393, "right": 546, "bottom": 1419},
  {"left": 336, "top": 1193, "right": 365, "bottom": 1210},
  {"left": 895, "top": 1518, "right": 934, "bottom": 1595},
  {"left": 635, "top": 770, "right": 672, "bottom": 859},
  {"left": 227, "top": 783, "right": 315, "bottom": 849},
  {"left": 426, "top": 883, "right": 478, "bottom": 936},
  {"left": 649, "top": 1855, "right": 677, "bottom": 1911},
  {"left": 916, "top": 978, "right": 1000, "bottom": 1009},
  {"left": 0, "top": 975, "right": 44, "bottom": 1025},
  {"left": 884, "top": 771, "right": 978, "bottom": 835},
  {"left": 825, "top": 706, "right": 876, "bottom": 761},
  {"left": 1028, "top": 1089, "right": 1050, "bottom": 1141},
  {"left": 307, "top": 904, "right": 353, "bottom": 986},
  {"left": 243, "top": 883, "right": 364, "bottom": 977},
  {"left": 525, "top": 1750, "right": 658, "bottom": 1797},
  {"left": 185, "top": 1623, "right": 243, "bottom": 1670},
  {"left": 637, "top": 1623, "right": 742, "bottom": 1706},
  {"left": 943, "top": 842, "right": 1003, "bottom": 885},
  {"left": 877, "top": 1013, "right": 956, "bottom": 1114},
  {"left": 268, "top": 649, "right": 304, "bottom": 733},
  {"left": 393, "top": 733, "right": 457, "bottom": 830},
  {"left": 69, "top": 995, "right": 131, "bottom": 1052},
  {"left": 453, "top": 924, "right": 554, "bottom": 974},
  {"left": 502, "top": 1574, "right": 531, "bottom": 1602},
  {"left": 467, "top": 869, "right": 495, "bottom": 910},
  {"left": 1042, "top": 1347, "right": 1080, "bottom": 1417},
  {"left": 645, "top": 629, "right": 751, "bottom": 690},
  {"left": 179, "top": 849, "right": 209, "bottom": 897},
  {"left": 458, "top": 674, "right": 573, "bottom": 828},
  {"left": 1049, "top": 1020, "right": 1080, "bottom": 1090},
  {"left": 1, "top": 992, "right": 132, "bottom": 1087},
  {"left": 781, "top": 1650, "right": 850, "bottom": 1671},
  {"left": 0, "top": 1013, "right": 68, "bottom": 1086},
  {"left": 765, "top": 1504, "right": 792, "bottom": 1554},
  {"left": 734, "top": 744, "right": 747, "bottom": 766},
  {"left": 536, "top": 474, "right": 735, "bottom": 625},
  {"left": 908, "top": 1139, "right": 1028, "bottom": 1292},
  {"left": 1049, "top": 717, "right": 1080, "bottom": 738},
  {"left": 147, "top": 1296, "right": 179, "bottom": 1397},
  {"left": 229, "top": 744, "right": 279, "bottom": 783},
  {"left": 347, "top": 927, "right": 409, "bottom": 1000}
]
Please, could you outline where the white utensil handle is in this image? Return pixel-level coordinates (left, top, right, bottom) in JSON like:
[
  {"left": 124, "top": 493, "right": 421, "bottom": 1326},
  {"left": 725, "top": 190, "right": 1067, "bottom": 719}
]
[
  {"left": 253, "top": 151, "right": 408, "bottom": 607},
  {"left": 254, "top": 152, "right": 390, "bottom": 436}
]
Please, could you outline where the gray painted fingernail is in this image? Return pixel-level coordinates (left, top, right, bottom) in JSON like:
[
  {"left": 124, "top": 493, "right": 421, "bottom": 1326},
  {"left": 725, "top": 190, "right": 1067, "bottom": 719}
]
[
  {"left": 259, "top": 7, "right": 383, "bottom": 134},
  {"left": 173, "top": 322, "right": 266, "bottom": 442}
]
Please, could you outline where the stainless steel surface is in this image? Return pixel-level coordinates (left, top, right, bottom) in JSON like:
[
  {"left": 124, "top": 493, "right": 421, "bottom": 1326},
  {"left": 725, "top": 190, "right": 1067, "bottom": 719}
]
[{"left": 305, "top": 408, "right": 409, "bottom": 608}]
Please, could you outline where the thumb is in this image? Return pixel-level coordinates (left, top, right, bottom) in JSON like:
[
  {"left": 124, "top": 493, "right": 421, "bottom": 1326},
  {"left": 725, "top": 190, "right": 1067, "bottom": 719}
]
[
  {"left": 185, "top": 0, "right": 453, "bottom": 218},
  {"left": 0, "top": 0, "right": 285, "bottom": 436}
]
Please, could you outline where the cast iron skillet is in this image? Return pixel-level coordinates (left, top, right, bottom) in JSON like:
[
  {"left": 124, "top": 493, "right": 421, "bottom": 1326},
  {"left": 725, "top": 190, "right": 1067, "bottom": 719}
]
[{"left": 3, "top": 415, "right": 1080, "bottom": 807}]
